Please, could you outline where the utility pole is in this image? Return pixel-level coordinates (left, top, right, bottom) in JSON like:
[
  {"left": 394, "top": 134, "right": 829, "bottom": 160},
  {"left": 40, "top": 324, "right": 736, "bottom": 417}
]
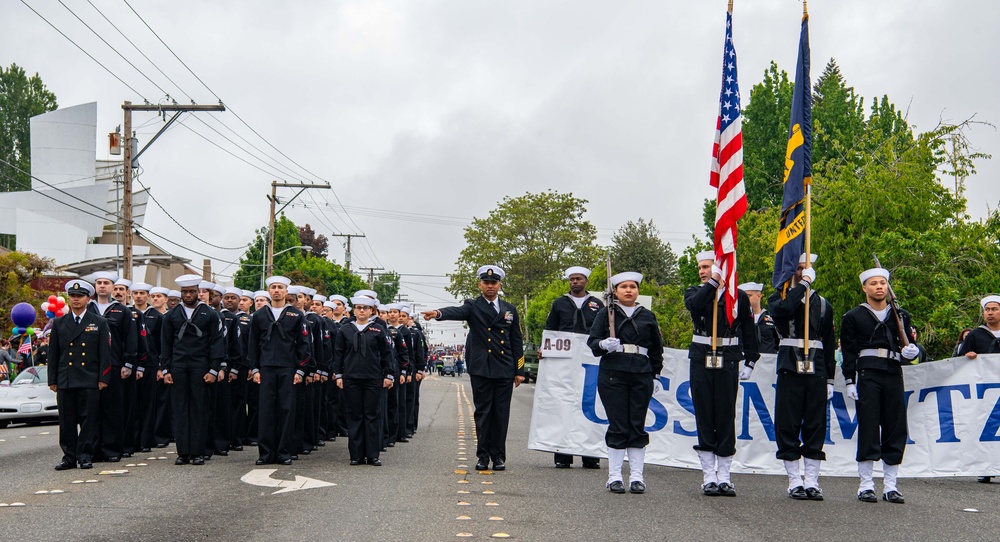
[
  {"left": 266, "top": 181, "right": 331, "bottom": 276},
  {"left": 121, "top": 101, "right": 226, "bottom": 280},
  {"left": 329, "top": 233, "right": 365, "bottom": 272},
  {"left": 359, "top": 266, "right": 385, "bottom": 288}
]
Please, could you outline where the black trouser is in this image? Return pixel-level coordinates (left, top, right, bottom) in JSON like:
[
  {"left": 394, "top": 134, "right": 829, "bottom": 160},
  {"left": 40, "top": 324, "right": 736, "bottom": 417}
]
[
  {"left": 210, "top": 376, "right": 231, "bottom": 454},
  {"left": 57, "top": 388, "right": 99, "bottom": 465},
  {"left": 469, "top": 375, "right": 514, "bottom": 463},
  {"left": 292, "top": 377, "right": 307, "bottom": 454},
  {"left": 774, "top": 371, "right": 828, "bottom": 461},
  {"left": 134, "top": 370, "right": 157, "bottom": 451},
  {"left": 258, "top": 366, "right": 297, "bottom": 463},
  {"left": 343, "top": 378, "right": 383, "bottom": 461},
  {"left": 856, "top": 368, "right": 907, "bottom": 465},
  {"left": 380, "top": 387, "right": 389, "bottom": 448},
  {"left": 97, "top": 369, "right": 125, "bottom": 459},
  {"left": 336, "top": 384, "right": 349, "bottom": 436},
  {"left": 409, "top": 380, "right": 421, "bottom": 433},
  {"left": 688, "top": 359, "right": 739, "bottom": 457},
  {"left": 230, "top": 368, "right": 248, "bottom": 448},
  {"left": 396, "top": 380, "right": 410, "bottom": 440},
  {"left": 171, "top": 365, "right": 208, "bottom": 459},
  {"left": 318, "top": 379, "right": 331, "bottom": 440},
  {"left": 386, "top": 377, "right": 401, "bottom": 444},
  {"left": 597, "top": 368, "right": 653, "bottom": 449},
  {"left": 121, "top": 372, "right": 137, "bottom": 454},
  {"left": 303, "top": 380, "right": 318, "bottom": 450},
  {"left": 245, "top": 375, "right": 259, "bottom": 444},
  {"left": 154, "top": 378, "right": 173, "bottom": 446},
  {"left": 405, "top": 378, "right": 418, "bottom": 436}
]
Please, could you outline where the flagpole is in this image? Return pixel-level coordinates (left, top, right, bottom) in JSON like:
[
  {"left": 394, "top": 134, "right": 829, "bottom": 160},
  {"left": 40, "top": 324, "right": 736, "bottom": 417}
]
[{"left": 801, "top": 0, "right": 812, "bottom": 371}]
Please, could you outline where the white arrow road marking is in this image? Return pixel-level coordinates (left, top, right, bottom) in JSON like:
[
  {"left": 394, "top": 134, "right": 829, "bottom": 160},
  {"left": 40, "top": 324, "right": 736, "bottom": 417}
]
[{"left": 240, "top": 469, "right": 336, "bottom": 494}]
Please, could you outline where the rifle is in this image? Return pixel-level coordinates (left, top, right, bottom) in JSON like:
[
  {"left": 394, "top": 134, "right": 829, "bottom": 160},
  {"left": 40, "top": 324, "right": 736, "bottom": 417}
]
[
  {"left": 605, "top": 255, "right": 615, "bottom": 339},
  {"left": 872, "top": 254, "right": 910, "bottom": 347}
]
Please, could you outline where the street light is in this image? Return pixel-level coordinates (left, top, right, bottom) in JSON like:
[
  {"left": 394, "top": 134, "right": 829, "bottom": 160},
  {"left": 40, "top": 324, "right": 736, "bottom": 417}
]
[{"left": 260, "top": 245, "right": 312, "bottom": 288}]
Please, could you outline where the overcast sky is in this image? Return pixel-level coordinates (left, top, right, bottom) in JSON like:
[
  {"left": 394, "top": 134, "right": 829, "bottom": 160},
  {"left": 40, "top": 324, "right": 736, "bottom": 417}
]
[{"left": 3, "top": 0, "right": 997, "bottom": 319}]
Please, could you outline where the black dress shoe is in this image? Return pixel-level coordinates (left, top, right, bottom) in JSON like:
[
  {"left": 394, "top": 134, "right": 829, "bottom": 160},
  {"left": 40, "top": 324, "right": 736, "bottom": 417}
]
[
  {"left": 397, "top": 438, "right": 409, "bottom": 443},
  {"left": 155, "top": 443, "right": 169, "bottom": 448},
  {"left": 175, "top": 457, "right": 190, "bottom": 465},
  {"left": 55, "top": 460, "right": 76, "bottom": 471},
  {"left": 369, "top": 458, "right": 382, "bottom": 466},
  {"left": 202, "top": 455, "right": 212, "bottom": 460},
  {"left": 555, "top": 462, "right": 571, "bottom": 469},
  {"left": 788, "top": 486, "right": 808, "bottom": 500},
  {"left": 80, "top": 462, "right": 93, "bottom": 469},
  {"left": 191, "top": 457, "right": 205, "bottom": 465},
  {"left": 493, "top": 460, "right": 506, "bottom": 471},
  {"left": 978, "top": 476, "right": 993, "bottom": 483},
  {"left": 310, "top": 445, "right": 318, "bottom": 451},
  {"left": 139, "top": 447, "right": 152, "bottom": 453},
  {"left": 231, "top": 445, "right": 244, "bottom": 452},
  {"left": 255, "top": 459, "right": 268, "bottom": 466},
  {"left": 805, "top": 487, "right": 824, "bottom": 501},
  {"left": 608, "top": 480, "right": 626, "bottom": 493},
  {"left": 279, "top": 459, "right": 293, "bottom": 466},
  {"left": 290, "top": 454, "right": 299, "bottom": 460},
  {"left": 858, "top": 489, "right": 877, "bottom": 502},
  {"left": 582, "top": 462, "right": 600, "bottom": 470},
  {"left": 386, "top": 442, "right": 395, "bottom": 448},
  {"left": 248, "top": 441, "right": 259, "bottom": 446},
  {"left": 122, "top": 452, "right": 133, "bottom": 458},
  {"left": 215, "top": 450, "right": 229, "bottom": 456},
  {"left": 629, "top": 481, "right": 646, "bottom": 494},
  {"left": 350, "top": 459, "right": 363, "bottom": 466},
  {"left": 883, "top": 490, "right": 905, "bottom": 504},
  {"left": 316, "top": 441, "right": 325, "bottom": 447},
  {"left": 106, "top": 456, "right": 121, "bottom": 463},
  {"left": 718, "top": 482, "right": 736, "bottom": 496},
  {"left": 475, "top": 461, "right": 489, "bottom": 471},
  {"left": 702, "top": 482, "right": 721, "bottom": 496}
]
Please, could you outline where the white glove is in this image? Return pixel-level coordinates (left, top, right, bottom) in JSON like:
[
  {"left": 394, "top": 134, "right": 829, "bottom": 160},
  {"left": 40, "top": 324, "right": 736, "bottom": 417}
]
[
  {"left": 599, "top": 337, "right": 621, "bottom": 352},
  {"left": 827, "top": 383, "right": 834, "bottom": 400},
  {"left": 846, "top": 384, "right": 859, "bottom": 400},
  {"left": 711, "top": 265, "right": 724, "bottom": 281},
  {"left": 739, "top": 366, "right": 753, "bottom": 381},
  {"left": 652, "top": 378, "right": 662, "bottom": 394},
  {"left": 901, "top": 343, "right": 920, "bottom": 360},
  {"left": 801, "top": 267, "right": 816, "bottom": 284}
]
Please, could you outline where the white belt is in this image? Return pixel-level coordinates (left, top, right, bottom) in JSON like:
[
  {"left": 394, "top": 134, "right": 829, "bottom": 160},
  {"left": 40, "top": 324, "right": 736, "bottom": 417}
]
[
  {"left": 859, "top": 348, "right": 900, "bottom": 361},
  {"left": 691, "top": 336, "right": 739, "bottom": 347},
  {"left": 779, "top": 339, "right": 824, "bottom": 350},
  {"left": 615, "top": 344, "right": 649, "bottom": 356}
]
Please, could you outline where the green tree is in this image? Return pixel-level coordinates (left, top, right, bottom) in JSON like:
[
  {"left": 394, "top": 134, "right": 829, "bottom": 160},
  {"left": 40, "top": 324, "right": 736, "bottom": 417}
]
[
  {"left": 447, "top": 191, "right": 601, "bottom": 303},
  {"left": 741, "top": 61, "right": 794, "bottom": 209},
  {"left": 609, "top": 219, "right": 679, "bottom": 286},
  {"left": 373, "top": 271, "right": 401, "bottom": 304},
  {"left": 0, "top": 64, "right": 58, "bottom": 250},
  {"left": 1, "top": 251, "right": 56, "bottom": 334},
  {"left": 232, "top": 215, "right": 302, "bottom": 290},
  {"left": 812, "top": 59, "right": 866, "bottom": 167}
]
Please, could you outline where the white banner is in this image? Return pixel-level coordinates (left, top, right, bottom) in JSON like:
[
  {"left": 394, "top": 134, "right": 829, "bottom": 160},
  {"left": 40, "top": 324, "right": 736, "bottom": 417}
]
[{"left": 528, "top": 331, "right": 1000, "bottom": 477}]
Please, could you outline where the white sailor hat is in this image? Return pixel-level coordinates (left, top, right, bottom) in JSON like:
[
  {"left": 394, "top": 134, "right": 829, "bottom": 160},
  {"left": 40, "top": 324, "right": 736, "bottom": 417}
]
[
  {"left": 131, "top": 282, "right": 152, "bottom": 293},
  {"left": 168, "top": 290, "right": 182, "bottom": 298},
  {"left": 738, "top": 282, "right": 764, "bottom": 292},
  {"left": 150, "top": 287, "right": 170, "bottom": 296},
  {"left": 91, "top": 271, "right": 119, "bottom": 283},
  {"left": 313, "top": 294, "right": 327, "bottom": 302},
  {"left": 564, "top": 266, "right": 592, "bottom": 279},
  {"left": 400, "top": 306, "right": 413, "bottom": 316},
  {"left": 351, "top": 296, "right": 375, "bottom": 307},
  {"left": 477, "top": 265, "right": 505, "bottom": 281},
  {"left": 302, "top": 287, "right": 317, "bottom": 297},
  {"left": 198, "top": 280, "right": 215, "bottom": 290},
  {"left": 377, "top": 303, "right": 390, "bottom": 312},
  {"left": 211, "top": 284, "right": 226, "bottom": 295},
  {"left": 981, "top": 295, "right": 1000, "bottom": 309},
  {"left": 356, "top": 289, "right": 378, "bottom": 300},
  {"left": 696, "top": 250, "right": 716, "bottom": 263},
  {"left": 265, "top": 276, "right": 291, "bottom": 287},
  {"left": 329, "top": 295, "right": 348, "bottom": 305},
  {"left": 798, "top": 253, "right": 819, "bottom": 264},
  {"left": 610, "top": 271, "right": 643, "bottom": 286},
  {"left": 287, "top": 285, "right": 302, "bottom": 296},
  {"left": 241, "top": 290, "right": 255, "bottom": 299},
  {"left": 859, "top": 268, "right": 890, "bottom": 285},
  {"left": 323, "top": 301, "right": 336, "bottom": 309},
  {"left": 175, "top": 274, "right": 202, "bottom": 288},
  {"left": 65, "top": 280, "right": 95, "bottom": 297},
  {"left": 225, "top": 287, "right": 243, "bottom": 296},
  {"left": 254, "top": 290, "right": 271, "bottom": 301},
  {"left": 115, "top": 278, "right": 133, "bottom": 288}
]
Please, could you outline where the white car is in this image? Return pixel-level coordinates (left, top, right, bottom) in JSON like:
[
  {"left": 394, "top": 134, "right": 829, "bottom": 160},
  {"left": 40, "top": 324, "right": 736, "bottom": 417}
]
[{"left": 0, "top": 366, "right": 59, "bottom": 428}]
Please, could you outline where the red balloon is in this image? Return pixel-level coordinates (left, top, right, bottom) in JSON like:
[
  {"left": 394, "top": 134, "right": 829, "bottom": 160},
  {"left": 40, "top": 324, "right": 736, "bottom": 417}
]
[
  {"left": 48, "top": 295, "right": 58, "bottom": 304},
  {"left": 58, "top": 308, "right": 68, "bottom": 317},
  {"left": 55, "top": 298, "right": 66, "bottom": 308}
]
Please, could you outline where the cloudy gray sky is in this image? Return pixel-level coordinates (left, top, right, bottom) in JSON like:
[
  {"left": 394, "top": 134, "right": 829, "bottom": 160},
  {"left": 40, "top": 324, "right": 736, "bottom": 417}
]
[{"left": 3, "top": 0, "right": 997, "bottom": 324}]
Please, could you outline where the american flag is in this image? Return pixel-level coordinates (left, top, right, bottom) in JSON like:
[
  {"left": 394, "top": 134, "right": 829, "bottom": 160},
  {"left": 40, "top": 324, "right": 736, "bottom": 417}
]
[
  {"left": 709, "top": 8, "right": 748, "bottom": 324},
  {"left": 18, "top": 336, "right": 31, "bottom": 355}
]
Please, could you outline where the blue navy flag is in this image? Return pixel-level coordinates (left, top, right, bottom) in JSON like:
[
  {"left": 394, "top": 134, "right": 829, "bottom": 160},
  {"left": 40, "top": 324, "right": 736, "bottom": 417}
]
[{"left": 772, "top": 12, "right": 812, "bottom": 291}]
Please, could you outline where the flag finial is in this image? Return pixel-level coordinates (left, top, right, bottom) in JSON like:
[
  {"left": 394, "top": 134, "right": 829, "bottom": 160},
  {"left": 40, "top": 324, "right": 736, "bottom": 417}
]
[
  {"left": 803, "top": 0, "right": 809, "bottom": 18},
  {"left": 728, "top": 0, "right": 733, "bottom": 13}
]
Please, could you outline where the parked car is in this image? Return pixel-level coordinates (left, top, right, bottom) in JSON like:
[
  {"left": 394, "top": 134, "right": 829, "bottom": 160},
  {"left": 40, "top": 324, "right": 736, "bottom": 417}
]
[
  {"left": 522, "top": 342, "right": 538, "bottom": 383},
  {"left": 0, "top": 366, "right": 58, "bottom": 428}
]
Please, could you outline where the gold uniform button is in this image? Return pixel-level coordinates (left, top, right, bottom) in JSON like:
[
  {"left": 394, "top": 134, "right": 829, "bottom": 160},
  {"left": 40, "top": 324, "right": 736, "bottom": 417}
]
[
  {"left": 69, "top": 352, "right": 73, "bottom": 356},
  {"left": 487, "top": 339, "right": 491, "bottom": 342},
  {"left": 69, "top": 362, "right": 73, "bottom": 366},
  {"left": 500, "top": 350, "right": 504, "bottom": 355},
  {"left": 488, "top": 349, "right": 492, "bottom": 353},
  {"left": 81, "top": 353, "right": 86, "bottom": 357},
  {"left": 487, "top": 328, "right": 491, "bottom": 331},
  {"left": 82, "top": 343, "right": 86, "bottom": 346},
  {"left": 500, "top": 340, "right": 504, "bottom": 344},
  {"left": 500, "top": 330, "right": 505, "bottom": 334}
]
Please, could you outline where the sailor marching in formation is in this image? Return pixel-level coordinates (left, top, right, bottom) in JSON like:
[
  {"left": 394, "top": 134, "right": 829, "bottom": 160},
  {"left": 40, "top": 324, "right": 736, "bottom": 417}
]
[{"left": 48, "top": 271, "right": 429, "bottom": 470}]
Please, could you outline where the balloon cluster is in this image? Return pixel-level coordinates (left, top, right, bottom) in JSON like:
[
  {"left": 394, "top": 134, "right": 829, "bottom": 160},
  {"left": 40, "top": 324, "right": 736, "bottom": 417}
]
[{"left": 41, "top": 295, "right": 68, "bottom": 319}]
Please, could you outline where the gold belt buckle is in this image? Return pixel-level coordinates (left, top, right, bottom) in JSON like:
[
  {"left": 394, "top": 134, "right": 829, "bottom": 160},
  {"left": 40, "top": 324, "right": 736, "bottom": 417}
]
[
  {"left": 795, "top": 348, "right": 815, "bottom": 374},
  {"left": 705, "top": 352, "right": 723, "bottom": 369}
]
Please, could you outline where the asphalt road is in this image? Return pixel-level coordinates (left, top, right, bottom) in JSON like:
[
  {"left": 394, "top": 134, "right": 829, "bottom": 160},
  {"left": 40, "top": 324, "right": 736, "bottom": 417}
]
[{"left": 2, "top": 376, "right": 998, "bottom": 541}]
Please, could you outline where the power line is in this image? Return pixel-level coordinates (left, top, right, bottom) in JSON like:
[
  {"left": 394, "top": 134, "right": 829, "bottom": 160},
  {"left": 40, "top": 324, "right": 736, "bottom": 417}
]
[
  {"left": 0, "top": 171, "right": 118, "bottom": 226},
  {"left": 131, "top": 174, "right": 246, "bottom": 251},
  {"left": 0, "top": 156, "right": 119, "bottom": 218},
  {"left": 20, "top": 0, "right": 148, "bottom": 100}
]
